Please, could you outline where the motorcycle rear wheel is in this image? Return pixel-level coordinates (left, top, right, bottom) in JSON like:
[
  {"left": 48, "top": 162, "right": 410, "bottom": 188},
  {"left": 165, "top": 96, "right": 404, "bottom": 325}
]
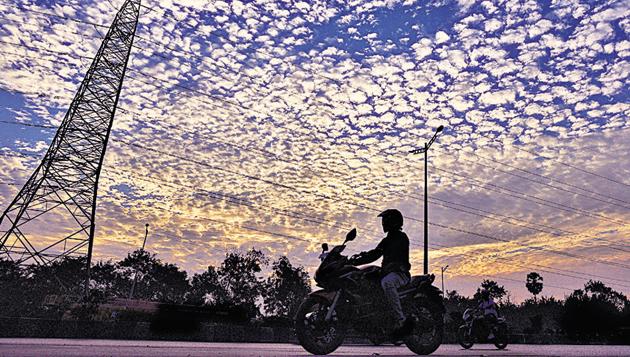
[
  {"left": 404, "top": 299, "right": 444, "bottom": 355},
  {"left": 295, "top": 296, "right": 346, "bottom": 355},
  {"left": 457, "top": 326, "right": 473, "bottom": 349}
]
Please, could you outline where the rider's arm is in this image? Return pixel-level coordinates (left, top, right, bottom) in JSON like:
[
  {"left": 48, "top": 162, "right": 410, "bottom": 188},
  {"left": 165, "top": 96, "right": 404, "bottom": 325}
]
[{"left": 351, "top": 246, "right": 383, "bottom": 265}]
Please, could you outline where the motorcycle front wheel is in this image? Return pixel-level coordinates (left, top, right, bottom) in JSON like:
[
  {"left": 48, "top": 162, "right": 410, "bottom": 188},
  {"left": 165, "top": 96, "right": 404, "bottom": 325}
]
[
  {"left": 404, "top": 300, "right": 444, "bottom": 355},
  {"left": 295, "top": 295, "right": 346, "bottom": 355},
  {"left": 457, "top": 326, "right": 474, "bottom": 349},
  {"left": 493, "top": 325, "right": 508, "bottom": 350}
]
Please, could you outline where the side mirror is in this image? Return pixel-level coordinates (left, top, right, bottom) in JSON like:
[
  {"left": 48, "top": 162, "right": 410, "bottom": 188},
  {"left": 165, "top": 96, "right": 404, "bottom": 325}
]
[
  {"left": 321, "top": 243, "right": 328, "bottom": 252},
  {"left": 343, "top": 228, "right": 357, "bottom": 245}
]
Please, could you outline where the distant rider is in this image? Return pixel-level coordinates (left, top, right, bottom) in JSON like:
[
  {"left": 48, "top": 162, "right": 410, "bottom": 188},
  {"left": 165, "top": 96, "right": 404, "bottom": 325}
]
[
  {"left": 478, "top": 289, "right": 498, "bottom": 339},
  {"left": 349, "top": 209, "right": 413, "bottom": 338},
  {"left": 318, "top": 243, "right": 329, "bottom": 262}
]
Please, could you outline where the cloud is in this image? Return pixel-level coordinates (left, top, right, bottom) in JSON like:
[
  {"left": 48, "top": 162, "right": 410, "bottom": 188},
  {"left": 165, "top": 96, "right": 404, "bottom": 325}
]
[{"left": 0, "top": 0, "right": 628, "bottom": 300}]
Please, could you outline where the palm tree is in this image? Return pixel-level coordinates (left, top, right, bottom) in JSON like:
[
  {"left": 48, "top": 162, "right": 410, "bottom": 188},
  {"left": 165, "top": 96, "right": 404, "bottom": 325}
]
[{"left": 526, "top": 272, "right": 543, "bottom": 301}]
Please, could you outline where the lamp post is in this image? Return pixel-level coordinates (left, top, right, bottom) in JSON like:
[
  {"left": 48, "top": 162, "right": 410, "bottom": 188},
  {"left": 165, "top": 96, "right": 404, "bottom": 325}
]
[
  {"left": 410, "top": 125, "right": 444, "bottom": 275},
  {"left": 441, "top": 265, "right": 449, "bottom": 294},
  {"left": 129, "top": 223, "right": 150, "bottom": 299}
]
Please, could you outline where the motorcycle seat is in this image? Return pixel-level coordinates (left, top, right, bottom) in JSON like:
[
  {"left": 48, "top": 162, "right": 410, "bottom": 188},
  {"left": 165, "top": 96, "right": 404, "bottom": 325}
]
[{"left": 398, "top": 274, "right": 433, "bottom": 292}]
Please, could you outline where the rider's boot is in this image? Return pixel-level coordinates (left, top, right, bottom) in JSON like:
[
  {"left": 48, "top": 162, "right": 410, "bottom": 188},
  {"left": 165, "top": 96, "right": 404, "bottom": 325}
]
[{"left": 392, "top": 317, "right": 414, "bottom": 340}]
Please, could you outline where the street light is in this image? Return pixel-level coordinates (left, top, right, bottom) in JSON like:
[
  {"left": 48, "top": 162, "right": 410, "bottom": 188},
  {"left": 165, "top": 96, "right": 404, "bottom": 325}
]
[
  {"left": 441, "top": 265, "right": 449, "bottom": 295},
  {"left": 410, "top": 125, "right": 444, "bottom": 275},
  {"left": 129, "top": 223, "right": 150, "bottom": 299}
]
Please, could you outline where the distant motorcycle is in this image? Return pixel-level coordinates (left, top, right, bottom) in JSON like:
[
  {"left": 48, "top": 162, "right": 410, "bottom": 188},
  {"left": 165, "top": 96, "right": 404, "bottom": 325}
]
[
  {"left": 457, "top": 308, "right": 508, "bottom": 350},
  {"left": 294, "top": 229, "right": 444, "bottom": 355}
]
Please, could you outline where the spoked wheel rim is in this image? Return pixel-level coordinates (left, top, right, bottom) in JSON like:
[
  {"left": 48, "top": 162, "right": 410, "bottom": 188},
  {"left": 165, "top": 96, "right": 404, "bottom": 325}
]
[
  {"left": 406, "top": 304, "right": 440, "bottom": 345},
  {"left": 295, "top": 296, "right": 346, "bottom": 355},
  {"left": 302, "top": 303, "right": 339, "bottom": 345},
  {"left": 457, "top": 326, "right": 473, "bottom": 349},
  {"left": 403, "top": 301, "right": 443, "bottom": 355},
  {"left": 493, "top": 326, "right": 508, "bottom": 349}
]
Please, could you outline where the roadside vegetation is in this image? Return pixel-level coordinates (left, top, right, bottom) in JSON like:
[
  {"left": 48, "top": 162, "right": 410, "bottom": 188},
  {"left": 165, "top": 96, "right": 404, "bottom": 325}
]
[{"left": 0, "top": 252, "right": 628, "bottom": 344}]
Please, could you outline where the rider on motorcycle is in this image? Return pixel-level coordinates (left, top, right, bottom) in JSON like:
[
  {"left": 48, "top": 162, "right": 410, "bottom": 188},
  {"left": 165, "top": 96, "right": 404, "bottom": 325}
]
[
  {"left": 349, "top": 209, "right": 413, "bottom": 338},
  {"left": 478, "top": 289, "right": 498, "bottom": 339}
]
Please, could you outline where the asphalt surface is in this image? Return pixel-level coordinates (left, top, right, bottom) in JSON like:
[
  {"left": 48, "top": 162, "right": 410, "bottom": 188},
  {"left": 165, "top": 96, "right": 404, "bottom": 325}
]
[{"left": 0, "top": 339, "right": 629, "bottom": 356}]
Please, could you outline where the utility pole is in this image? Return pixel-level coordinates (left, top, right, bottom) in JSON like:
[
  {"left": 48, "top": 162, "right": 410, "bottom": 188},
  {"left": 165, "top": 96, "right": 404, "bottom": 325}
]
[
  {"left": 441, "top": 265, "right": 449, "bottom": 294},
  {"left": 129, "top": 223, "right": 149, "bottom": 299},
  {"left": 410, "top": 125, "right": 444, "bottom": 275}
]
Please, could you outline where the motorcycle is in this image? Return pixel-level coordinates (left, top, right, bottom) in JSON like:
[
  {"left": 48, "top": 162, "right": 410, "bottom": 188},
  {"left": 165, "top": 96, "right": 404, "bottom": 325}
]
[
  {"left": 294, "top": 229, "right": 445, "bottom": 355},
  {"left": 457, "top": 307, "right": 508, "bottom": 350}
]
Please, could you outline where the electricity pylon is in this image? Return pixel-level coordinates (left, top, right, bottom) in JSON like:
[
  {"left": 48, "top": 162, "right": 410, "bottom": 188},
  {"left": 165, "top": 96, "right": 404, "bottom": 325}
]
[{"left": 0, "top": 0, "right": 141, "bottom": 289}]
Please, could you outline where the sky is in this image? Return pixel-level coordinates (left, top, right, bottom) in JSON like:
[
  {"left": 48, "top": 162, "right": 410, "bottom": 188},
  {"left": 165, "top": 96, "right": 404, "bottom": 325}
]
[{"left": 0, "top": 0, "right": 629, "bottom": 302}]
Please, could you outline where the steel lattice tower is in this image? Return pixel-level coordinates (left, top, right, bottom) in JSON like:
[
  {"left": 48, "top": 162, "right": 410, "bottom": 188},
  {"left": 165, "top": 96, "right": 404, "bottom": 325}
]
[{"left": 0, "top": 0, "right": 141, "bottom": 277}]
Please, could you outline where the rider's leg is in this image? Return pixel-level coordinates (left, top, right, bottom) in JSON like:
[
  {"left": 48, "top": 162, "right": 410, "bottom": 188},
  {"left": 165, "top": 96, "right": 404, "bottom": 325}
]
[
  {"left": 486, "top": 315, "right": 497, "bottom": 339},
  {"left": 381, "top": 272, "right": 410, "bottom": 325}
]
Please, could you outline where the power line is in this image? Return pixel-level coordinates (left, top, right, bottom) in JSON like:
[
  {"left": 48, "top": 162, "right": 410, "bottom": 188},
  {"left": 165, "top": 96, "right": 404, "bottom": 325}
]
[
  {"left": 3, "top": 1, "right": 110, "bottom": 29},
  {"left": 98, "top": 167, "right": 630, "bottom": 287},
  {"left": 435, "top": 166, "right": 629, "bottom": 226},
  {"left": 3, "top": 117, "right": 630, "bottom": 273},
  {"left": 4, "top": 75, "right": 627, "bottom": 257},
  {"left": 0, "top": 9, "right": 404, "bottom": 191},
  {"left": 438, "top": 147, "right": 630, "bottom": 211},
  {"left": 430, "top": 242, "right": 629, "bottom": 291},
  {"left": 3, "top": 77, "right": 628, "bottom": 256},
  {"left": 414, "top": 193, "right": 629, "bottom": 253},
  {"left": 509, "top": 143, "right": 630, "bottom": 189},
  {"left": 115, "top": 135, "right": 630, "bottom": 276},
  {"left": 0, "top": 34, "right": 372, "bottom": 193},
  {"left": 3, "top": 20, "right": 630, "bottom": 275},
  {"left": 446, "top": 146, "right": 630, "bottom": 206},
  {"left": 4, "top": 16, "right": 629, "bottom": 225},
  {"left": 6, "top": 5, "right": 630, "bottom": 203},
  {"left": 430, "top": 220, "right": 630, "bottom": 270},
  {"left": 12, "top": 148, "right": 620, "bottom": 292},
  {"left": 3, "top": 148, "right": 629, "bottom": 288},
  {"left": 430, "top": 241, "right": 629, "bottom": 287},
  {"left": 430, "top": 244, "right": 575, "bottom": 292},
  {"left": 419, "top": 193, "right": 629, "bottom": 253}
]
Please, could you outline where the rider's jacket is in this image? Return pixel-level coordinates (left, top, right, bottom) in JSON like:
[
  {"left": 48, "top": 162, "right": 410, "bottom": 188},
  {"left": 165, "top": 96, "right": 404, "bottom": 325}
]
[
  {"left": 479, "top": 298, "right": 498, "bottom": 317},
  {"left": 352, "top": 229, "right": 411, "bottom": 277}
]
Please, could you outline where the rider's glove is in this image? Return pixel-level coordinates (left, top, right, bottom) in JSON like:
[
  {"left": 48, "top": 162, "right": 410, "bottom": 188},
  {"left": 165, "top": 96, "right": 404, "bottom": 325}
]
[{"left": 348, "top": 253, "right": 364, "bottom": 265}]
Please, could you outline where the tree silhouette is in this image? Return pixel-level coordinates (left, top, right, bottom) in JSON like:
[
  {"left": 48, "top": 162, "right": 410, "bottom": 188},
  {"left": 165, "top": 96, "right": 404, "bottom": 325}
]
[
  {"left": 561, "top": 280, "right": 629, "bottom": 340},
  {"left": 0, "top": 258, "right": 28, "bottom": 317},
  {"left": 186, "top": 266, "right": 225, "bottom": 305},
  {"left": 526, "top": 272, "right": 544, "bottom": 301},
  {"left": 474, "top": 279, "right": 507, "bottom": 303},
  {"left": 90, "top": 260, "right": 130, "bottom": 298},
  {"left": 117, "top": 249, "right": 189, "bottom": 303},
  {"left": 263, "top": 256, "right": 311, "bottom": 320},
  {"left": 215, "top": 248, "right": 268, "bottom": 318}
]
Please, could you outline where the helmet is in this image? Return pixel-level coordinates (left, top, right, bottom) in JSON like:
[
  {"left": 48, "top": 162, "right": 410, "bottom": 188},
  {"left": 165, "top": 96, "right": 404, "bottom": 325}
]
[
  {"left": 377, "top": 209, "right": 403, "bottom": 232},
  {"left": 481, "top": 289, "right": 490, "bottom": 299}
]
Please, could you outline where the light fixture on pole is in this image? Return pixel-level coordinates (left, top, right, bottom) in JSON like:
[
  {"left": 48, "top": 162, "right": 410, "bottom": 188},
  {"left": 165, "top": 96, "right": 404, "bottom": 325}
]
[
  {"left": 129, "top": 223, "right": 150, "bottom": 299},
  {"left": 410, "top": 125, "right": 444, "bottom": 275},
  {"left": 441, "top": 265, "right": 449, "bottom": 295}
]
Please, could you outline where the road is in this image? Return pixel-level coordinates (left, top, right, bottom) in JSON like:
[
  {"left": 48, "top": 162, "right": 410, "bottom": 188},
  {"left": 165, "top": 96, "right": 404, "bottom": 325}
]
[{"left": 0, "top": 339, "right": 629, "bottom": 356}]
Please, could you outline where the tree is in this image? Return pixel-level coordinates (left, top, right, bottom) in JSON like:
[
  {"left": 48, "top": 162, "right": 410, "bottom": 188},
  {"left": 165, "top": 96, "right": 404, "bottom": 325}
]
[
  {"left": 0, "top": 258, "right": 27, "bottom": 316},
  {"left": 117, "top": 250, "right": 189, "bottom": 303},
  {"left": 526, "top": 272, "right": 543, "bottom": 301},
  {"left": 561, "top": 280, "right": 629, "bottom": 340},
  {"left": 20, "top": 257, "right": 90, "bottom": 318},
  {"left": 474, "top": 279, "right": 507, "bottom": 303},
  {"left": 186, "top": 266, "right": 225, "bottom": 305},
  {"left": 90, "top": 260, "right": 130, "bottom": 298},
  {"left": 216, "top": 248, "right": 268, "bottom": 318},
  {"left": 263, "top": 256, "right": 311, "bottom": 319}
]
